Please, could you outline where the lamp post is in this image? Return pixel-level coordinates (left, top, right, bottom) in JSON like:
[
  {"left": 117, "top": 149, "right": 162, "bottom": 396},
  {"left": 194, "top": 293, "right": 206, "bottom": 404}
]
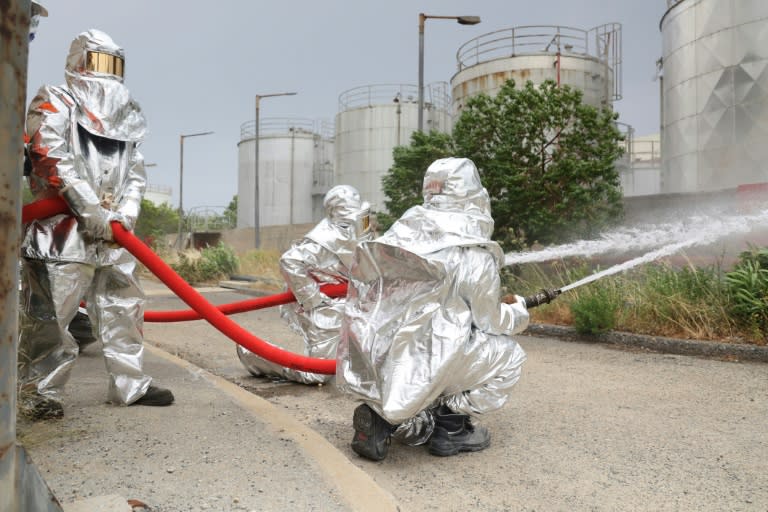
[
  {"left": 253, "top": 91, "right": 297, "bottom": 248},
  {"left": 177, "top": 131, "right": 213, "bottom": 250},
  {"left": 418, "top": 13, "right": 480, "bottom": 132}
]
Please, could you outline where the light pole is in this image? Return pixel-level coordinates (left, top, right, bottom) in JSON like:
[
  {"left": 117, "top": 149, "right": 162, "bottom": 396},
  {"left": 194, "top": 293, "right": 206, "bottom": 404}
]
[
  {"left": 418, "top": 13, "right": 480, "bottom": 132},
  {"left": 177, "top": 131, "right": 213, "bottom": 250},
  {"left": 254, "top": 91, "right": 297, "bottom": 248}
]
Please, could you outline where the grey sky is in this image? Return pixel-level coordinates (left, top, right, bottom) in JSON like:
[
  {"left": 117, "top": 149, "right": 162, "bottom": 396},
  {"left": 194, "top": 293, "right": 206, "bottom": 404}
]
[{"left": 26, "top": 1, "right": 669, "bottom": 211}]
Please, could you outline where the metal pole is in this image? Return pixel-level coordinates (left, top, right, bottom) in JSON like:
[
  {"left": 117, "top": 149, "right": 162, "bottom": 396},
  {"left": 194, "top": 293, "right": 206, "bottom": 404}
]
[
  {"left": 417, "top": 14, "right": 480, "bottom": 133},
  {"left": 289, "top": 127, "right": 295, "bottom": 225},
  {"left": 252, "top": 92, "right": 297, "bottom": 249},
  {"left": 254, "top": 95, "right": 261, "bottom": 248},
  {"left": 0, "top": 3, "right": 27, "bottom": 506},
  {"left": 176, "top": 131, "right": 213, "bottom": 251},
  {"left": 177, "top": 135, "right": 184, "bottom": 250},
  {"left": 418, "top": 13, "right": 426, "bottom": 132},
  {"left": 1, "top": 1, "right": 63, "bottom": 509}
]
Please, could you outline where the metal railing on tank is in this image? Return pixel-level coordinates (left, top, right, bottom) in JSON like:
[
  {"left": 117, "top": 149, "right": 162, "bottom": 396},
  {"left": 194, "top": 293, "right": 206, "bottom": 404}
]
[
  {"left": 455, "top": 24, "right": 623, "bottom": 101},
  {"left": 240, "top": 117, "right": 331, "bottom": 140},
  {"left": 337, "top": 82, "right": 451, "bottom": 112}
]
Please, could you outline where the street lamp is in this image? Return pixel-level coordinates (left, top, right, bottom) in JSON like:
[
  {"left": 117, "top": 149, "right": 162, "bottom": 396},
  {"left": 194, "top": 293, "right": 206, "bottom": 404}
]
[
  {"left": 254, "top": 91, "right": 297, "bottom": 248},
  {"left": 418, "top": 13, "right": 480, "bottom": 132},
  {"left": 177, "top": 131, "right": 213, "bottom": 250}
]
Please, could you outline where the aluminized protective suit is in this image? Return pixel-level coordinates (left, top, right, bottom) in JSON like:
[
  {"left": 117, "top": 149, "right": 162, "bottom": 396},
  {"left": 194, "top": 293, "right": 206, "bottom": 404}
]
[
  {"left": 19, "top": 29, "right": 152, "bottom": 405},
  {"left": 237, "top": 185, "right": 372, "bottom": 384},
  {"left": 337, "top": 157, "right": 529, "bottom": 445}
]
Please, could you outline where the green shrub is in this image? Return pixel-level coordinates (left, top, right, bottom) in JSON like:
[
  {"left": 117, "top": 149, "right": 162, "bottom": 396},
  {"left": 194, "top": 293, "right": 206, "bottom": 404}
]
[
  {"left": 725, "top": 246, "right": 768, "bottom": 341},
  {"left": 569, "top": 285, "right": 619, "bottom": 335},
  {"left": 171, "top": 243, "right": 238, "bottom": 285}
]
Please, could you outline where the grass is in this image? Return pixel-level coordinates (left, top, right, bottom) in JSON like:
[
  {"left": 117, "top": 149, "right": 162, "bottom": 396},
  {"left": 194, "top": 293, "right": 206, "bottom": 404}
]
[
  {"left": 147, "top": 240, "right": 767, "bottom": 346},
  {"left": 236, "top": 249, "right": 284, "bottom": 292},
  {"left": 504, "top": 251, "right": 765, "bottom": 345}
]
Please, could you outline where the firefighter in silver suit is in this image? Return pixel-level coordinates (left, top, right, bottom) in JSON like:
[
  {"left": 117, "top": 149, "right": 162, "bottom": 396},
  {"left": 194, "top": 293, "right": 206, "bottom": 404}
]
[
  {"left": 19, "top": 29, "right": 174, "bottom": 420},
  {"left": 237, "top": 185, "right": 372, "bottom": 384},
  {"left": 337, "top": 157, "right": 531, "bottom": 460}
]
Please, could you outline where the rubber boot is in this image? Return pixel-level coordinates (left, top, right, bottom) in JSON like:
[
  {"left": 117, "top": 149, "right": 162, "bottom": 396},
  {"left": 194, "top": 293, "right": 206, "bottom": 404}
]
[
  {"left": 69, "top": 309, "right": 97, "bottom": 348},
  {"left": 132, "top": 385, "right": 175, "bottom": 406},
  {"left": 351, "top": 404, "right": 393, "bottom": 461},
  {"left": 428, "top": 410, "right": 490, "bottom": 457}
]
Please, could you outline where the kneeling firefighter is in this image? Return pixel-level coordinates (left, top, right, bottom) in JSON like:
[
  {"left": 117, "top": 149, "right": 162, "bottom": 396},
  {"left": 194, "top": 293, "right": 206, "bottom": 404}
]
[
  {"left": 337, "top": 157, "right": 559, "bottom": 460},
  {"left": 237, "top": 185, "right": 372, "bottom": 384}
]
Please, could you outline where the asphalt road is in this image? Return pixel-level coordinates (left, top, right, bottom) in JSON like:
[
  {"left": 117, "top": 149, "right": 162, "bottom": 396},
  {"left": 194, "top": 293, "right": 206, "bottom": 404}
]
[{"left": 143, "top": 287, "right": 768, "bottom": 512}]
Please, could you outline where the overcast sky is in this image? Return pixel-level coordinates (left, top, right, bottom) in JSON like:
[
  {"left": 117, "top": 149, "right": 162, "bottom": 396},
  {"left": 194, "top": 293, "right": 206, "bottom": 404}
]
[{"left": 26, "top": 1, "right": 670, "bottom": 211}]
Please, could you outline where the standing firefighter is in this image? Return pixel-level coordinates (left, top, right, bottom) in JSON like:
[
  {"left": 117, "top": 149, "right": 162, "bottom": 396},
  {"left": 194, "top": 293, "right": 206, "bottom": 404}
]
[
  {"left": 237, "top": 185, "right": 372, "bottom": 384},
  {"left": 19, "top": 29, "right": 174, "bottom": 420},
  {"left": 337, "top": 157, "right": 550, "bottom": 460}
]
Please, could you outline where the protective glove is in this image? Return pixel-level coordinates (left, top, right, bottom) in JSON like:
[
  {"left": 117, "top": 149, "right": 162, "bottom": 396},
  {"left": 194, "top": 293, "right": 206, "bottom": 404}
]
[{"left": 61, "top": 180, "right": 123, "bottom": 241}]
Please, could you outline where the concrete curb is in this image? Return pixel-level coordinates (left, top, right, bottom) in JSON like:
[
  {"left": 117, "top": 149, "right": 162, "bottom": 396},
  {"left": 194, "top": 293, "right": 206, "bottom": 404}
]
[
  {"left": 218, "top": 280, "right": 274, "bottom": 296},
  {"left": 524, "top": 323, "right": 768, "bottom": 363},
  {"left": 144, "top": 344, "right": 402, "bottom": 512}
]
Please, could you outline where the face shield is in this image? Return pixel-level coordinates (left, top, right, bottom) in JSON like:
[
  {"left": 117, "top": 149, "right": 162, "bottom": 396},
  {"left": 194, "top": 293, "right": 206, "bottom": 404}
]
[
  {"left": 66, "top": 29, "right": 126, "bottom": 82},
  {"left": 85, "top": 50, "right": 124, "bottom": 78},
  {"left": 324, "top": 185, "right": 372, "bottom": 240},
  {"left": 350, "top": 202, "right": 372, "bottom": 239},
  {"left": 63, "top": 29, "right": 146, "bottom": 142}
]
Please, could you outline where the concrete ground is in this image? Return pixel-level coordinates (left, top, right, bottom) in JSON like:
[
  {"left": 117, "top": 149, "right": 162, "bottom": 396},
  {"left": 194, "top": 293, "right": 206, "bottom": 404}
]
[{"left": 17, "top": 281, "right": 768, "bottom": 511}]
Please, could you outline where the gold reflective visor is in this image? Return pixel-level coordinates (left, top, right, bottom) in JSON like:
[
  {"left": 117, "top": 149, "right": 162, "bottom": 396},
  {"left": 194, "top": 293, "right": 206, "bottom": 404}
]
[
  {"left": 362, "top": 214, "right": 370, "bottom": 231},
  {"left": 85, "top": 51, "right": 124, "bottom": 77}
]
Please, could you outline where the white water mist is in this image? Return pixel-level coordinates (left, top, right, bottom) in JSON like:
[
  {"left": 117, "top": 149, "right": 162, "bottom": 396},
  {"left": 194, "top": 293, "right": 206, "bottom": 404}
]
[
  {"left": 560, "top": 239, "right": 701, "bottom": 292},
  {"left": 504, "top": 207, "right": 768, "bottom": 267}
]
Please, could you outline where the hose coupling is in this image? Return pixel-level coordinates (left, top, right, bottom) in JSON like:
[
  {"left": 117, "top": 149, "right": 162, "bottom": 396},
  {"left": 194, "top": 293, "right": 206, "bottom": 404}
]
[{"left": 522, "top": 288, "right": 561, "bottom": 309}]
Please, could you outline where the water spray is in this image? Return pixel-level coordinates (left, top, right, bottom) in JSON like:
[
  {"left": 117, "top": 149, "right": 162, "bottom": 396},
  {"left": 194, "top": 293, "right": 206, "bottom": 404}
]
[
  {"left": 511, "top": 206, "right": 768, "bottom": 306},
  {"left": 521, "top": 238, "right": 713, "bottom": 308},
  {"left": 504, "top": 207, "right": 768, "bottom": 267}
]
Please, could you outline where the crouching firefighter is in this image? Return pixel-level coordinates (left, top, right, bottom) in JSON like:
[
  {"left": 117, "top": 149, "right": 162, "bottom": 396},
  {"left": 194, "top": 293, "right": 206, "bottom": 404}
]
[{"left": 336, "top": 157, "right": 557, "bottom": 460}]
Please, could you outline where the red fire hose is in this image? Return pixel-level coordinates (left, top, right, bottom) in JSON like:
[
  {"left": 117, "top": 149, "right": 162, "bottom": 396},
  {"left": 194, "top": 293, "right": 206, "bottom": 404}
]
[
  {"left": 21, "top": 197, "right": 338, "bottom": 374},
  {"left": 144, "top": 283, "right": 347, "bottom": 322}
]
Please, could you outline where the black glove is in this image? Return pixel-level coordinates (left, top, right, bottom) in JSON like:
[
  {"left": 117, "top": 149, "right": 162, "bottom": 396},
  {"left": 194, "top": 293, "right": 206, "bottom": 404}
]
[{"left": 522, "top": 288, "right": 561, "bottom": 309}]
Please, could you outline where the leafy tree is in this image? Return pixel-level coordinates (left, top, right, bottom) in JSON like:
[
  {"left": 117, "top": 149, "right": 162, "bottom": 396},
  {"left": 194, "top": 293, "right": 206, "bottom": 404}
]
[
  {"left": 379, "top": 130, "right": 454, "bottom": 230},
  {"left": 224, "top": 195, "right": 237, "bottom": 227},
  {"left": 452, "top": 79, "right": 625, "bottom": 249},
  {"left": 134, "top": 199, "right": 179, "bottom": 246}
]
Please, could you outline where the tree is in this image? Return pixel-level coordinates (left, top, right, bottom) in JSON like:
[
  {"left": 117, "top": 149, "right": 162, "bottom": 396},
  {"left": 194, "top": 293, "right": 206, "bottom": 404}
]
[
  {"left": 453, "top": 79, "right": 624, "bottom": 249},
  {"left": 379, "top": 130, "right": 455, "bottom": 230},
  {"left": 224, "top": 195, "right": 237, "bottom": 228},
  {"left": 134, "top": 199, "right": 179, "bottom": 246}
]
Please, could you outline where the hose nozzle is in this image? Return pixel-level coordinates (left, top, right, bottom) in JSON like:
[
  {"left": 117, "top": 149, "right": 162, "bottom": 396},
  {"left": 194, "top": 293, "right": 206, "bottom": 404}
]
[{"left": 522, "top": 288, "right": 561, "bottom": 309}]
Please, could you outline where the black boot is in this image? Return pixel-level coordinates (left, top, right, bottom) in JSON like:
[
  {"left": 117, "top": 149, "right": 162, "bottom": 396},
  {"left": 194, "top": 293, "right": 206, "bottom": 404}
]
[
  {"left": 351, "top": 404, "right": 393, "bottom": 461},
  {"left": 132, "top": 385, "right": 175, "bottom": 406},
  {"left": 428, "top": 409, "right": 490, "bottom": 457},
  {"left": 69, "top": 309, "right": 97, "bottom": 348}
]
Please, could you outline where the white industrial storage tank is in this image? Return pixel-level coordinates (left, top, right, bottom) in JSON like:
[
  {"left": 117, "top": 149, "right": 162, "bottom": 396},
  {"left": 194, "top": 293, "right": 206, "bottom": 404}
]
[
  {"left": 143, "top": 183, "right": 172, "bottom": 206},
  {"left": 452, "top": 24, "right": 623, "bottom": 115},
  {"left": 237, "top": 118, "right": 333, "bottom": 228},
  {"left": 334, "top": 83, "right": 452, "bottom": 213},
  {"left": 660, "top": 0, "right": 768, "bottom": 194}
]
